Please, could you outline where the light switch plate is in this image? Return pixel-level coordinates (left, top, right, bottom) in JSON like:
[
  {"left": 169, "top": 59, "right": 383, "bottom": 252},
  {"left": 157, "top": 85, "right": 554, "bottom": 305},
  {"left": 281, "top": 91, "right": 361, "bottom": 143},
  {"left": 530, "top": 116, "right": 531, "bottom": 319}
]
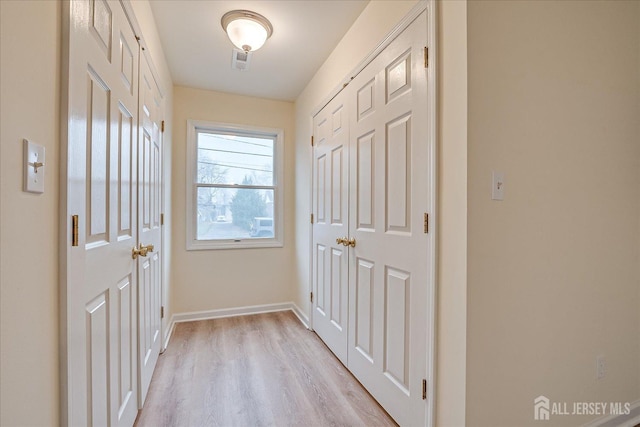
[
  {"left": 492, "top": 171, "right": 504, "bottom": 201},
  {"left": 24, "top": 139, "right": 45, "bottom": 193}
]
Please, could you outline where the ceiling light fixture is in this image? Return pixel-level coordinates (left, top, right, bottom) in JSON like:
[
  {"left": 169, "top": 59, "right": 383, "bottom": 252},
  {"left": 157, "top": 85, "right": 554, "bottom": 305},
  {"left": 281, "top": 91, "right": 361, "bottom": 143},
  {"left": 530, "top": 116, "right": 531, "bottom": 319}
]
[{"left": 221, "top": 10, "right": 273, "bottom": 53}]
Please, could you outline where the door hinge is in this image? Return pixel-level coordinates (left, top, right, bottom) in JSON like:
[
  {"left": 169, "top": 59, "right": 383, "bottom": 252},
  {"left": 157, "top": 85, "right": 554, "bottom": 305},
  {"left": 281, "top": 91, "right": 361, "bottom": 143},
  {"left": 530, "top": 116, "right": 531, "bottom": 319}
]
[
  {"left": 161, "top": 213, "right": 164, "bottom": 226},
  {"left": 422, "top": 379, "right": 427, "bottom": 400},
  {"left": 161, "top": 306, "right": 164, "bottom": 319},
  {"left": 161, "top": 120, "right": 165, "bottom": 133},
  {"left": 311, "top": 213, "right": 314, "bottom": 224},
  {"left": 71, "top": 215, "right": 79, "bottom": 247},
  {"left": 311, "top": 135, "right": 314, "bottom": 146},
  {"left": 310, "top": 292, "right": 314, "bottom": 303},
  {"left": 424, "top": 47, "right": 429, "bottom": 68},
  {"left": 424, "top": 213, "right": 429, "bottom": 234}
]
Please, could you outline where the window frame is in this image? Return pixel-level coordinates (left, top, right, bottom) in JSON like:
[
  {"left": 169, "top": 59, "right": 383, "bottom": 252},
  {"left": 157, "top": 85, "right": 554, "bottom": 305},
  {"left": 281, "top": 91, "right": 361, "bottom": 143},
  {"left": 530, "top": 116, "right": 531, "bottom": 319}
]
[{"left": 186, "top": 119, "right": 284, "bottom": 250}]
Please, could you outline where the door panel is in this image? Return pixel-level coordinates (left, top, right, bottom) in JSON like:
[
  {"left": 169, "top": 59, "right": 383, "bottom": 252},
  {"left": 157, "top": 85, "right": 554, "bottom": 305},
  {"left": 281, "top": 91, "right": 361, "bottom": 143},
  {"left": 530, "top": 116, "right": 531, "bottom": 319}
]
[
  {"left": 316, "top": 154, "right": 326, "bottom": 223},
  {"left": 386, "top": 50, "right": 412, "bottom": 102},
  {"left": 86, "top": 70, "right": 110, "bottom": 244},
  {"left": 118, "top": 106, "right": 134, "bottom": 238},
  {"left": 383, "top": 266, "right": 411, "bottom": 392},
  {"left": 64, "top": 1, "right": 140, "bottom": 425},
  {"left": 355, "top": 258, "right": 374, "bottom": 360},
  {"left": 331, "top": 247, "right": 345, "bottom": 327},
  {"left": 331, "top": 147, "right": 344, "bottom": 224},
  {"left": 86, "top": 292, "right": 109, "bottom": 426},
  {"left": 356, "top": 132, "right": 375, "bottom": 230},
  {"left": 137, "top": 51, "right": 163, "bottom": 406},
  {"left": 117, "top": 275, "right": 135, "bottom": 416},
  {"left": 316, "top": 244, "right": 326, "bottom": 314},
  {"left": 312, "top": 94, "right": 349, "bottom": 364},
  {"left": 90, "top": 0, "right": 112, "bottom": 56},
  {"left": 386, "top": 113, "right": 412, "bottom": 233},
  {"left": 346, "top": 11, "right": 430, "bottom": 427}
]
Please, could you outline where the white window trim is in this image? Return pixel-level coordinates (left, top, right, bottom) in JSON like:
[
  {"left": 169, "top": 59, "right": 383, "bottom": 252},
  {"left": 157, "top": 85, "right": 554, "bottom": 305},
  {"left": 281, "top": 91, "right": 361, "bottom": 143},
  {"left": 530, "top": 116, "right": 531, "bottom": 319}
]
[{"left": 186, "top": 119, "right": 284, "bottom": 250}]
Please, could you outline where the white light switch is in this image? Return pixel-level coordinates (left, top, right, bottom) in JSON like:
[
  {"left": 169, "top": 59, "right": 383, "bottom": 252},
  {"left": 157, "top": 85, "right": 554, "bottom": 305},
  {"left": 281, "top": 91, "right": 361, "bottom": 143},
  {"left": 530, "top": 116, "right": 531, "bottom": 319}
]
[
  {"left": 24, "top": 139, "right": 45, "bottom": 193},
  {"left": 492, "top": 171, "right": 504, "bottom": 201}
]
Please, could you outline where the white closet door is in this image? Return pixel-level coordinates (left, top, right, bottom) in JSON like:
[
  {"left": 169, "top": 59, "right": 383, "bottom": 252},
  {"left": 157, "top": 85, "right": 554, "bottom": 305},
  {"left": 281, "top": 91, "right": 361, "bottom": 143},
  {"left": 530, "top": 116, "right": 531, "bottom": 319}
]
[
  {"left": 63, "top": 0, "right": 140, "bottom": 425},
  {"left": 347, "top": 11, "right": 430, "bottom": 427},
  {"left": 137, "top": 51, "right": 163, "bottom": 406},
  {"left": 312, "top": 93, "right": 350, "bottom": 364}
]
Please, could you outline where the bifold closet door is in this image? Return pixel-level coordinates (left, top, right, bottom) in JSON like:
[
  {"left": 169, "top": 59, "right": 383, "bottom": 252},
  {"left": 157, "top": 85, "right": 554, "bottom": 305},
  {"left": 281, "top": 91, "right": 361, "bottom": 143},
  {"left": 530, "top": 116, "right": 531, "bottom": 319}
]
[
  {"left": 312, "top": 93, "right": 350, "bottom": 364},
  {"left": 137, "top": 51, "right": 163, "bottom": 406},
  {"left": 64, "top": 0, "right": 140, "bottom": 425},
  {"left": 346, "top": 11, "right": 430, "bottom": 427},
  {"left": 311, "top": 9, "right": 431, "bottom": 427}
]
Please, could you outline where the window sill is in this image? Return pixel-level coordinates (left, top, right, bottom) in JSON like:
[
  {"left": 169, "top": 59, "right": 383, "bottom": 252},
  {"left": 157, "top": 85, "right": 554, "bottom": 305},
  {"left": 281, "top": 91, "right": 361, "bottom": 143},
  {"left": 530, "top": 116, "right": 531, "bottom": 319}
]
[{"left": 186, "top": 238, "right": 283, "bottom": 251}]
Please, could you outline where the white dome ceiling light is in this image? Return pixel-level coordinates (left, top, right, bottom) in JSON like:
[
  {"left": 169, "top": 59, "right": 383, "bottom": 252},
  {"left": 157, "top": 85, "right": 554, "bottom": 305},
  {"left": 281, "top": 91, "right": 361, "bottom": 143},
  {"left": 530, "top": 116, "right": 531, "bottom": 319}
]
[{"left": 221, "top": 10, "right": 273, "bottom": 53}]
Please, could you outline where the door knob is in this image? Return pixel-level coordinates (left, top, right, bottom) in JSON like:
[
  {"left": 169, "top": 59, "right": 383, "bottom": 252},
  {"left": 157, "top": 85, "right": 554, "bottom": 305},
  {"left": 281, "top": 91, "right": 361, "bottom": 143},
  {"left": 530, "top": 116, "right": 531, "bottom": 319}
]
[
  {"left": 335, "top": 237, "right": 352, "bottom": 247},
  {"left": 132, "top": 245, "right": 145, "bottom": 259},
  {"left": 132, "top": 243, "right": 154, "bottom": 259}
]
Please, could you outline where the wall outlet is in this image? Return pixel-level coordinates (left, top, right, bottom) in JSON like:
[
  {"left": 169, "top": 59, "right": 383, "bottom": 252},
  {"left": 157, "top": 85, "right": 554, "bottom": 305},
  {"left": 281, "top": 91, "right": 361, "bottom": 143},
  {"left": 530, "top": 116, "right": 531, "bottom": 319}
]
[{"left": 596, "top": 355, "right": 606, "bottom": 379}]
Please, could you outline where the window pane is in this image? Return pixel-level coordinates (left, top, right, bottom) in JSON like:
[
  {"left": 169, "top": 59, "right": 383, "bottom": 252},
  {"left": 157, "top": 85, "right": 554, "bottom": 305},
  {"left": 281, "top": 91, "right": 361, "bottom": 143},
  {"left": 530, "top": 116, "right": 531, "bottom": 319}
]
[
  {"left": 197, "top": 132, "right": 274, "bottom": 186},
  {"left": 196, "top": 187, "right": 275, "bottom": 240}
]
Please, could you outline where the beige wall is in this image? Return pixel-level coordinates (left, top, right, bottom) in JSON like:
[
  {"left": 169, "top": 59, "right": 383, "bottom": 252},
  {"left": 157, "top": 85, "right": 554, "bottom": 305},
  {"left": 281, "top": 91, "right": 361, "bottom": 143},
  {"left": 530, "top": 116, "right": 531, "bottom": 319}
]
[
  {"left": 436, "top": 1, "right": 468, "bottom": 426},
  {"left": 0, "top": 1, "right": 61, "bottom": 425},
  {"left": 466, "top": 1, "right": 640, "bottom": 426},
  {"left": 171, "top": 86, "right": 295, "bottom": 314},
  {"left": 0, "top": 1, "right": 172, "bottom": 424}
]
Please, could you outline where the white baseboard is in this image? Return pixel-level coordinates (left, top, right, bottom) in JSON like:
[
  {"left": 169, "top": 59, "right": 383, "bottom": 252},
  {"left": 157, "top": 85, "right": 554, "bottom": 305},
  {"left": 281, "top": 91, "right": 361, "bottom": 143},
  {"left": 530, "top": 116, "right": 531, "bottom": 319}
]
[
  {"left": 290, "top": 302, "right": 309, "bottom": 328},
  {"left": 162, "top": 317, "right": 176, "bottom": 351},
  {"left": 172, "top": 302, "right": 293, "bottom": 323},
  {"left": 582, "top": 398, "right": 640, "bottom": 427},
  {"left": 163, "top": 302, "right": 310, "bottom": 348}
]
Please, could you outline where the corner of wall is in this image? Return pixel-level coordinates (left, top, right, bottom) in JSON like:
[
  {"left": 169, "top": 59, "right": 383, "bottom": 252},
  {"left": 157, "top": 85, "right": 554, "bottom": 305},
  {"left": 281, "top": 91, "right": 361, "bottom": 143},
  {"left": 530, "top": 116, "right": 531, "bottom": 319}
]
[{"left": 435, "top": 1, "right": 468, "bottom": 426}]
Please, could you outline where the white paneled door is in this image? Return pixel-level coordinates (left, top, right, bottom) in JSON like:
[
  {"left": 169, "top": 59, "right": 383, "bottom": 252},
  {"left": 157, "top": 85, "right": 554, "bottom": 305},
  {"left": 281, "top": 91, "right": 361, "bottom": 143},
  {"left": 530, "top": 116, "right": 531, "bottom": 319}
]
[
  {"left": 312, "top": 93, "right": 350, "bottom": 365},
  {"left": 63, "top": 0, "right": 140, "bottom": 425},
  {"left": 312, "top": 10, "right": 432, "bottom": 427},
  {"left": 137, "top": 51, "right": 163, "bottom": 406},
  {"left": 63, "top": 0, "right": 164, "bottom": 425},
  {"left": 347, "top": 11, "right": 430, "bottom": 427}
]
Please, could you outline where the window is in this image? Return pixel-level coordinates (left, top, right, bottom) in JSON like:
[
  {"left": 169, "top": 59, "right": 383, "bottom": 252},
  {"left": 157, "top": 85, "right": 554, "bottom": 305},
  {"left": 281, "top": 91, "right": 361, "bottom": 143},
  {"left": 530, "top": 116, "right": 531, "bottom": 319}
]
[{"left": 186, "top": 120, "right": 284, "bottom": 250}]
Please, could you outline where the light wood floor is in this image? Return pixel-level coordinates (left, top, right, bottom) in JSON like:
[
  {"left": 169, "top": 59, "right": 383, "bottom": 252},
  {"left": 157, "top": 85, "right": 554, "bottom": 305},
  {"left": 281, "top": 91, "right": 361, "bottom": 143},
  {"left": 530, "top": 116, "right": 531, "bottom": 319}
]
[{"left": 135, "top": 311, "right": 396, "bottom": 427}]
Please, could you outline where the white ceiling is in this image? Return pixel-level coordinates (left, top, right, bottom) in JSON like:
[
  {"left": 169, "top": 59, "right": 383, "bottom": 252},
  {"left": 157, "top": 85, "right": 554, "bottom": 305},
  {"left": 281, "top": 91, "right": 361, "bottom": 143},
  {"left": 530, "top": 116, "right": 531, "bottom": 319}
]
[{"left": 149, "top": 1, "right": 369, "bottom": 101}]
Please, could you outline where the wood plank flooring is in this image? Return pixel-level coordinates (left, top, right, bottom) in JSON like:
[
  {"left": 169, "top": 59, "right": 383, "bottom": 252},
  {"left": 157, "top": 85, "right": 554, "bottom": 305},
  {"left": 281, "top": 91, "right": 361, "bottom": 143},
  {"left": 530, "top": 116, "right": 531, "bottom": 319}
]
[{"left": 135, "top": 311, "right": 396, "bottom": 427}]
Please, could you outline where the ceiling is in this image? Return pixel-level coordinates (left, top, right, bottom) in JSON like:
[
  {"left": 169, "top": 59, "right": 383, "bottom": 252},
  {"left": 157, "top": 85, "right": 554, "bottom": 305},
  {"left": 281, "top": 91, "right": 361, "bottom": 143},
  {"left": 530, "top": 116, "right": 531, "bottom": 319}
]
[{"left": 149, "top": 1, "right": 369, "bottom": 102}]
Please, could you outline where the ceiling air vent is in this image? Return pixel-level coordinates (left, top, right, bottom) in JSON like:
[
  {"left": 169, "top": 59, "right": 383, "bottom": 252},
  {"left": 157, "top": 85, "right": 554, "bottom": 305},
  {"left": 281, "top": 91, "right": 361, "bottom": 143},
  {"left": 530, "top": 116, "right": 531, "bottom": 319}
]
[{"left": 231, "top": 48, "right": 252, "bottom": 71}]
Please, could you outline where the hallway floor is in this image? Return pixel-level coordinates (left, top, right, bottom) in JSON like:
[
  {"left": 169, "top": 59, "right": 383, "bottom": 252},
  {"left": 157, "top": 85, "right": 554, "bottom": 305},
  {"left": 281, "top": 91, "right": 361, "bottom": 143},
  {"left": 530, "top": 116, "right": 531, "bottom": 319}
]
[{"left": 135, "top": 311, "right": 396, "bottom": 426}]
